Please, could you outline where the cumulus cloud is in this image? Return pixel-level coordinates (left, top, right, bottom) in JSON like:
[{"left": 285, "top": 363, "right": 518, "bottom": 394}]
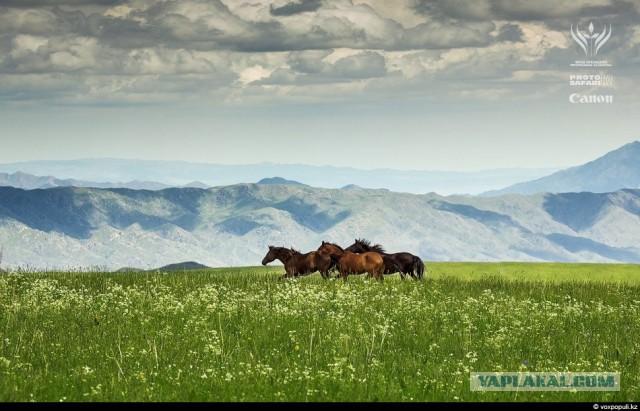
[
  {"left": 404, "top": 20, "right": 497, "bottom": 49},
  {"left": 270, "top": 0, "right": 323, "bottom": 16},
  {"left": 413, "top": 0, "right": 627, "bottom": 21},
  {"left": 0, "top": 0, "right": 125, "bottom": 6},
  {"left": 496, "top": 23, "right": 524, "bottom": 42}
]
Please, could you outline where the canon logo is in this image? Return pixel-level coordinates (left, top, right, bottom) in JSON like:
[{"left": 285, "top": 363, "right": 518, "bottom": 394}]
[{"left": 569, "top": 93, "right": 613, "bottom": 103}]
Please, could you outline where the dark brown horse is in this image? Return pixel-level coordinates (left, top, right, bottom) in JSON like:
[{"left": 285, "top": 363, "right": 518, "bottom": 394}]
[
  {"left": 261, "top": 246, "right": 332, "bottom": 279},
  {"left": 345, "top": 238, "right": 425, "bottom": 280},
  {"left": 329, "top": 251, "right": 398, "bottom": 281}
]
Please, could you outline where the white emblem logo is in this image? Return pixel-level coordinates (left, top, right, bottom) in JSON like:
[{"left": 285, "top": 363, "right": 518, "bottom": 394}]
[{"left": 570, "top": 22, "right": 612, "bottom": 57}]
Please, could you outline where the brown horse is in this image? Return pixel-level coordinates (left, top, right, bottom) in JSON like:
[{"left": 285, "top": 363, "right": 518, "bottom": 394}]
[
  {"left": 317, "top": 241, "right": 344, "bottom": 256},
  {"left": 261, "top": 246, "right": 332, "bottom": 279},
  {"left": 345, "top": 238, "right": 425, "bottom": 280},
  {"left": 317, "top": 241, "right": 344, "bottom": 274},
  {"left": 329, "top": 251, "right": 397, "bottom": 281}
]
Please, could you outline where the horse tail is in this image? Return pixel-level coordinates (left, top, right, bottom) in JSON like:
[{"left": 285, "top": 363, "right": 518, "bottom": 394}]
[
  {"left": 309, "top": 251, "right": 320, "bottom": 272},
  {"left": 328, "top": 253, "right": 341, "bottom": 270},
  {"left": 414, "top": 257, "right": 425, "bottom": 280},
  {"left": 314, "top": 250, "right": 331, "bottom": 278}
]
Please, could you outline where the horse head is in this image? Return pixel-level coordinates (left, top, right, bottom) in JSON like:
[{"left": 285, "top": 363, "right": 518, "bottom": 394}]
[
  {"left": 345, "top": 238, "right": 367, "bottom": 253},
  {"left": 261, "top": 245, "right": 277, "bottom": 265},
  {"left": 318, "top": 241, "right": 344, "bottom": 255}
]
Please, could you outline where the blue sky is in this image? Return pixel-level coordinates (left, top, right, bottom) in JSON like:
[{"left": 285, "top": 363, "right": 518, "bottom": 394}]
[{"left": 1, "top": 0, "right": 639, "bottom": 172}]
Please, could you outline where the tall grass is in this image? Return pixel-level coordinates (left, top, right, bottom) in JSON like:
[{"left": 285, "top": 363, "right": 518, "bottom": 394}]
[{"left": 0, "top": 264, "right": 638, "bottom": 402}]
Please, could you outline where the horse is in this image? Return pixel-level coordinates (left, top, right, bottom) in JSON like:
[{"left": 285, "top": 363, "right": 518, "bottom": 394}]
[
  {"left": 261, "top": 246, "right": 332, "bottom": 279},
  {"left": 344, "top": 238, "right": 425, "bottom": 280},
  {"left": 317, "top": 241, "right": 344, "bottom": 274},
  {"left": 317, "top": 241, "right": 344, "bottom": 256},
  {"left": 344, "top": 239, "right": 404, "bottom": 277},
  {"left": 329, "top": 251, "right": 399, "bottom": 281}
]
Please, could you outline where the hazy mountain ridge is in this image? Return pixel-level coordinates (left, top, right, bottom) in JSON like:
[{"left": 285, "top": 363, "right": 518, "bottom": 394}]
[
  {"left": 3, "top": 141, "right": 638, "bottom": 197},
  {"left": 0, "top": 184, "right": 639, "bottom": 270},
  {"left": 484, "top": 141, "right": 640, "bottom": 195},
  {"left": 0, "top": 171, "right": 208, "bottom": 190},
  {"left": 0, "top": 159, "right": 560, "bottom": 196},
  {"left": 257, "top": 177, "right": 307, "bottom": 186}
]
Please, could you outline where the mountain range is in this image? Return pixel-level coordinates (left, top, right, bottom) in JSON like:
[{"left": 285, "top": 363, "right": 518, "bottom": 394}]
[
  {"left": 2, "top": 141, "right": 639, "bottom": 196},
  {"left": 0, "top": 140, "right": 639, "bottom": 270},
  {"left": 0, "top": 171, "right": 208, "bottom": 191},
  {"left": 0, "top": 158, "right": 559, "bottom": 196},
  {"left": 0, "top": 183, "right": 639, "bottom": 270},
  {"left": 483, "top": 141, "right": 640, "bottom": 195}
]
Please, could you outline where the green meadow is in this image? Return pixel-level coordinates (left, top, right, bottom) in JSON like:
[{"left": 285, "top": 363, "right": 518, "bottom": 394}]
[
  {"left": 0, "top": 262, "right": 639, "bottom": 402},
  {"left": 428, "top": 261, "right": 640, "bottom": 283}
]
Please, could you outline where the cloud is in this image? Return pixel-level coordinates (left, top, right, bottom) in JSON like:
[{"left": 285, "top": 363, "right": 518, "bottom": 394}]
[
  {"left": 253, "top": 49, "right": 386, "bottom": 86},
  {"left": 0, "top": 0, "right": 638, "bottom": 107},
  {"left": 493, "top": 0, "right": 617, "bottom": 21},
  {"left": 496, "top": 23, "right": 524, "bottom": 42},
  {"left": 0, "top": 0, "right": 125, "bottom": 6},
  {"left": 333, "top": 50, "right": 387, "bottom": 78},
  {"left": 413, "top": 0, "right": 494, "bottom": 21},
  {"left": 270, "top": 0, "right": 323, "bottom": 16},
  {"left": 412, "top": 0, "right": 624, "bottom": 21},
  {"left": 0, "top": 7, "right": 77, "bottom": 36},
  {"left": 404, "top": 20, "right": 497, "bottom": 49}
]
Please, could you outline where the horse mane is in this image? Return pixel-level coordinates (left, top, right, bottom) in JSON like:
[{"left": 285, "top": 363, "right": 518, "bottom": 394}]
[
  {"left": 289, "top": 247, "right": 301, "bottom": 254},
  {"left": 322, "top": 241, "right": 343, "bottom": 251},
  {"left": 356, "top": 238, "right": 386, "bottom": 253},
  {"left": 269, "top": 245, "right": 299, "bottom": 253},
  {"left": 355, "top": 238, "right": 371, "bottom": 247}
]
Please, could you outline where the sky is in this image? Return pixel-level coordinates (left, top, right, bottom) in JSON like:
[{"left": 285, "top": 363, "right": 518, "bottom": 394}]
[{"left": 1, "top": 0, "right": 639, "bottom": 172}]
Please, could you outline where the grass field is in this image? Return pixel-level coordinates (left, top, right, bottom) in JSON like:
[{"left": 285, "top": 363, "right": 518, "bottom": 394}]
[
  {"left": 0, "top": 262, "right": 639, "bottom": 402},
  {"left": 428, "top": 261, "right": 640, "bottom": 283}
]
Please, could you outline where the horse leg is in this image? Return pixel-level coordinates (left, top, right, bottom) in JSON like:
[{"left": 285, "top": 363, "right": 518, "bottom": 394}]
[
  {"left": 410, "top": 267, "right": 418, "bottom": 280},
  {"left": 369, "top": 268, "right": 381, "bottom": 281},
  {"left": 404, "top": 269, "right": 415, "bottom": 280},
  {"left": 282, "top": 266, "right": 298, "bottom": 280}
]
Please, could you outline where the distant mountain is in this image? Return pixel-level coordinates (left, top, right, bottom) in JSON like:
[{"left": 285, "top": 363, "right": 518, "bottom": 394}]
[
  {"left": 341, "top": 184, "right": 364, "bottom": 190},
  {"left": 0, "top": 184, "right": 639, "bottom": 270},
  {"left": 182, "top": 181, "right": 210, "bottom": 189},
  {"left": 484, "top": 141, "right": 640, "bottom": 196},
  {"left": 257, "top": 177, "right": 307, "bottom": 186},
  {"left": 0, "top": 158, "right": 559, "bottom": 195},
  {"left": 0, "top": 171, "right": 207, "bottom": 191},
  {"left": 152, "top": 261, "right": 211, "bottom": 271}
]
